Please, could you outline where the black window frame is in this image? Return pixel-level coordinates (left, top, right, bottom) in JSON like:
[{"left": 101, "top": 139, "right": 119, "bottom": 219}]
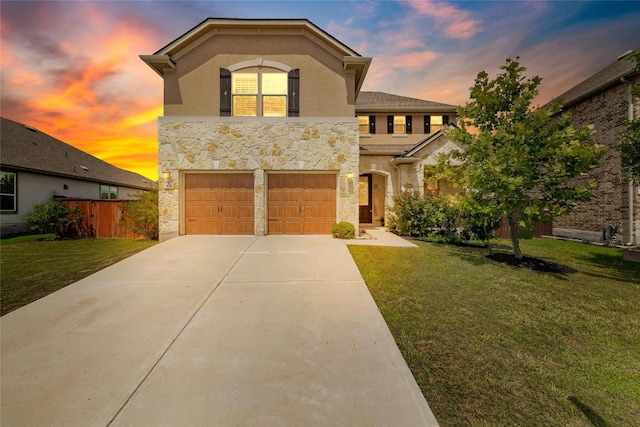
[
  {"left": 220, "top": 67, "right": 299, "bottom": 117},
  {"left": 0, "top": 170, "right": 17, "bottom": 213}
]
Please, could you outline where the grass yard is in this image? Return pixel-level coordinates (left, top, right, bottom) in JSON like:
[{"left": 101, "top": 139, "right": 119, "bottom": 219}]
[
  {"left": 1, "top": 236, "right": 157, "bottom": 316},
  {"left": 349, "top": 238, "right": 640, "bottom": 426}
]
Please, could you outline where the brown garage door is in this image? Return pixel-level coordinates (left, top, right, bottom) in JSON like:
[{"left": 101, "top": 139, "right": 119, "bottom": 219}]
[
  {"left": 185, "top": 173, "right": 254, "bottom": 235},
  {"left": 268, "top": 173, "right": 336, "bottom": 234}
]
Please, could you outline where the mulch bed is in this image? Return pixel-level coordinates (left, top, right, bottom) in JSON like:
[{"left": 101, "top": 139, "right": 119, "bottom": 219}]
[{"left": 487, "top": 253, "right": 576, "bottom": 274}]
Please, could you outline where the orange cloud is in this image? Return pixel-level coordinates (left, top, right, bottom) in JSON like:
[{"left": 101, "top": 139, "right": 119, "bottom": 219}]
[
  {"left": 1, "top": 2, "right": 163, "bottom": 181},
  {"left": 406, "top": 0, "right": 482, "bottom": 39}
]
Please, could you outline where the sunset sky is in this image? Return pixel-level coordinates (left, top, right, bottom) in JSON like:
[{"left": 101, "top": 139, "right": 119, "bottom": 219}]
[{"left": 2, "top": 1, "right": 639, "bottom": 181}]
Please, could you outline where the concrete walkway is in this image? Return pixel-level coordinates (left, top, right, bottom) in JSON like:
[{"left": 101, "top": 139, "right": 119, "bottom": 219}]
[
  {"left": 1, "top": 235, "right": 436, "bottom": 426},
  {"left": 347, "top": 226, "right": 418, "bottom": 247}
]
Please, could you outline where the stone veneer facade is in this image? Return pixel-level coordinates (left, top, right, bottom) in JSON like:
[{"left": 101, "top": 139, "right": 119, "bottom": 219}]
[
  {"left": 553, "top": 79, "right": 639, "bottom": 244},
  {"left": 158, "top": 117, "right": 359, "bottom": 240}
]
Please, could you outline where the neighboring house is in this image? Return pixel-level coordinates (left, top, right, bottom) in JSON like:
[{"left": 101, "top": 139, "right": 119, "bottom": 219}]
[
  {"left": 552, "top": 50, "right": 639, "bottom": 245},
  {"left": 0, "top": 117, "right": 156, "bottom": 236},
  {"left": 356, "top": 91, "right": 458, "bottom": 225},
  {"left": 141, "top": 18, "right": 461, "bottom": 240}
]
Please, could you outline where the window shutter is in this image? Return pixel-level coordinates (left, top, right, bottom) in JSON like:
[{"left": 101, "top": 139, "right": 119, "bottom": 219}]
[
  {"left": 387, "top": 115, "right": 393, "bottom": 134},
  {"left": 424, "top": 115, "right": 431, "bottom": 134},
  {"left": 406, "top": 115, "right": 412, "bottom": 134},
  {"left": 369, "top": 115, "right": 376, "bottom": 134},
  {"left": 288, "top": 69, "right": 300, "bottom": 117},
  {"left": 443, "top": 115, "right": 449, "bottom": 125},
  {"left": 220, "top": 68, "right": 231, "bottom": 116}
]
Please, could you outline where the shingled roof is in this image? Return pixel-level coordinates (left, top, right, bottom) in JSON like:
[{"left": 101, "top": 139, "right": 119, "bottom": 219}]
[
  {"left": 556, "top": 49, "right": 639, "bottom": 107},
  {"left": 1, "top": 117, "right": 155, "bottom": 191},
  {"left": 356, "top": 91, "right": 458, "bottom": 113}
]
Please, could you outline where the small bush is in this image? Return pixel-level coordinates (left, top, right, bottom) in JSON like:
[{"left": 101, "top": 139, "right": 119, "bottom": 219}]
[
  {"left": 332, "top": 221, "right": 355, "bottom": 239},
  {"left": 23, "top": 201, "right": 86, "bottom": 239},
  {"left": 389, "top": 192, "right": 463, "bottom": 239},
  {"left": 123, "top": 189, "right": 159, "bottom": 240}
]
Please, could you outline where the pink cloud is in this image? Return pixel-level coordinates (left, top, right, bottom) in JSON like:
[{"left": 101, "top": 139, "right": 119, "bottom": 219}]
[{"left": 405, "top": 0, "right": 482, "bottom": 39}]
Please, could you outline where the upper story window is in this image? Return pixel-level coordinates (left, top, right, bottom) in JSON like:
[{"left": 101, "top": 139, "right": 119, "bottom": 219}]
[
  {"left": 220, "top": 60, "right": 299, "bottom": 117},
  {"left": 232, "top": 70, "right": 287, "bottom": 117},
  {"left": 100, "top": 184, "right": 117, "bottom": 200},
  {"left": 387, "top": 115, "right": 412, "bottom": 135},
  {"left": 1, "top": 171, "right": 16, "bottom": 212},
  {"left": 358, "top": 116, "right": 369, "bottom": 133},
  {"left": 358, "top": 115, "right": 376, "bottom": 134},
  {"left": 394, "top": 116, "right": 406, "bottom": 134},
  {"left": 424, "top": 115, "right": 450, "bottom": 134}
]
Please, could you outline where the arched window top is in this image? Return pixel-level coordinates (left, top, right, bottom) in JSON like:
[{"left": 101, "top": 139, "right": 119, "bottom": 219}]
[{"left": 227, "top": 58, "right": 292, "bottom": 73}]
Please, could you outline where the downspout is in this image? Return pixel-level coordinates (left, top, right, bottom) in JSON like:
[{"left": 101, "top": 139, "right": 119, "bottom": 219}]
[{"left": 621, "top": 76, "right": 635, "bottom": 244}]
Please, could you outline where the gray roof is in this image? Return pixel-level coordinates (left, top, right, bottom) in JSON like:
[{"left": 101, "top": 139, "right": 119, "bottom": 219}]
[
  {"left": 360, "top": 144, "right": 415, "bottom": 155},
  {"left": 356, "top": 91, "right": 458, "bottom": 113},
  {"left": 1, "top": 117, "right": 156, "bottom": 190},
  {"left": 556, "top": 50, "right": 639, "bottom": 107}
]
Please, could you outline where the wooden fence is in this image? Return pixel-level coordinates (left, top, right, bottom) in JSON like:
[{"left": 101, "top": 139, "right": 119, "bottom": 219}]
[
  {"left": 57, "top": 198, "right": 144, "bottom": 239},
  {"left": 494, "top": 217, "right": 553, "bottom": 239}
]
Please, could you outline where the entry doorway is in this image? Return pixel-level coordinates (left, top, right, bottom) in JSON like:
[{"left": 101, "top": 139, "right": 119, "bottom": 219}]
[{"left": 359, "top": 174, "right": 372, "bottom": 223}]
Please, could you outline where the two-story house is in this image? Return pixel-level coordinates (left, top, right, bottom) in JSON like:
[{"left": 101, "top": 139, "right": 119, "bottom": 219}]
[
  {"left": 141, "top": 18, "right": 460, "bottom": 240},
  {"left": 356, "top": 92, "right": 458, "bottom": 225}
]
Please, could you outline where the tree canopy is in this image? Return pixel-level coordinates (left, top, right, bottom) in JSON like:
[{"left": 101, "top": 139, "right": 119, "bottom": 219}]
[
  {"left": 619, "top": 50, "right": 640, "bottom": 180},
  {"left": 441, "top": 58, "right": 606, "bottom": 258}
]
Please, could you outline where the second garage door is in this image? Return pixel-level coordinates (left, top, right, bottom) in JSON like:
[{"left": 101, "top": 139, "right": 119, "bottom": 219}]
[
  {"left": 268, "top": 173, "right": 336, "bottom": 234},
  {"left": 184, "top": 173, "right": 254, "bottom": 235}
]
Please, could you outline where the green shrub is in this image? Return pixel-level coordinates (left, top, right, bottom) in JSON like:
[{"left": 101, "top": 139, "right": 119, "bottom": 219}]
[
  {"left": 331, "top": 221, "right": 355, "bottom": 239},
  {"left": 23, "top": 201, "right": 86, "bottom": 239},
  {"left": 123, "top": 189, "right": 159, "bottom": 240},
  {"left": 389, "top": 192, "right": 463, "bottom": 239}
]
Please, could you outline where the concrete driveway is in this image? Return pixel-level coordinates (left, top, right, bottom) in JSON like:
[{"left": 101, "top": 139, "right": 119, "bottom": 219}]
[{"left": 1, "top": 235, "right": 437, "bottom": 426}]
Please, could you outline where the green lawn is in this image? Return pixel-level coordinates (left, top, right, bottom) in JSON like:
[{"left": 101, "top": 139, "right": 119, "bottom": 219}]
[
  {"left": 1, "top": 236, "right": 157, "bottom": 316},
  {"left": 349, "top": 238, "right": 640, "bottom": 426}
]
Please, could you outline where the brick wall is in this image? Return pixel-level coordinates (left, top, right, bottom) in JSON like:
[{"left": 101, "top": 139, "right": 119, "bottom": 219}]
[{"left": 554, "top": 78, "right": 638, "bottom": 243}]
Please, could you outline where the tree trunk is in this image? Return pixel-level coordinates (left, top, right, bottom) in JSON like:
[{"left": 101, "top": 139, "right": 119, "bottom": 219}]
[{"left": 508, "top": 215, "right": 523, "bottom": 259}]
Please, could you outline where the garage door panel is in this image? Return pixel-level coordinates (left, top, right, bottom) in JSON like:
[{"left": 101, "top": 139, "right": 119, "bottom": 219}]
[
  {"left": 267, "top": 173, "right": 336, "bottom": 235},
  {"left": 185, "top": 173, "right": 254, "bottom": 235}
]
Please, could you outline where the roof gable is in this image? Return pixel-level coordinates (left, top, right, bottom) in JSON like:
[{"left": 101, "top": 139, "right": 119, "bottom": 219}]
[
  {"left": 140, "top": 18, "right": 372, "bottom": 96},
  {"left": 401, "top": 123, "right": 459, "bottom": 157},
  {"left": 0, "top": 117, "right": 155, "bottom": 190}
]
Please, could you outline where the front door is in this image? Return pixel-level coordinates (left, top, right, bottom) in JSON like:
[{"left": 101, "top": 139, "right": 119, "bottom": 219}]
[{"left": 359, "top": 174, "right": 373, "bottom": 223}]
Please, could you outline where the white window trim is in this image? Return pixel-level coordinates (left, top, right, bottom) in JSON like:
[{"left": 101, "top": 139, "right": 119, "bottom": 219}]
[{"left": 232, "top": 69, "right": 287, "bottom": 117}]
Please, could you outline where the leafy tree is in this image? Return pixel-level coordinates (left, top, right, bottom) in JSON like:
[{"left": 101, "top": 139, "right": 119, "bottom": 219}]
[
  {"left": 123, "top": 189, "right": 159, "bottom": 240},
  {"left": 24, "top": 201, "right": 86, "bottom": 239},
  {"left": 441, "top": 58, "right": 606, "bottom": 259},
  {"left": 618, "top": 50, "right": 640, "bottom": 179}
]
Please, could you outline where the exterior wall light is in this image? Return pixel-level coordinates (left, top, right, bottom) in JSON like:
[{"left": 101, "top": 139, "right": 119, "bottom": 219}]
[
  {"left": 346, "top": 171, "right": 354, "bottom": 180},
  {"left": 162, "top": 171, "right": 173, "bottom": 189}
]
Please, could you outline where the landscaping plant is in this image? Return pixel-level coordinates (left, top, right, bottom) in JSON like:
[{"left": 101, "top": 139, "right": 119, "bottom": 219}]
[
  {"left": 441, "top": 58, "right": 606, "bottom": 258},
  {"left": 23, "top": 201, "right": 86, "bottom": 239},
  {"left": 123, "top": 189, "right": 159, "bottom": 240},
  {"left": 331, "top": 221, "right": 355, "bottom": 239},
  {"left": 618, "top": 49, "right": 640, "bottom": 180}
]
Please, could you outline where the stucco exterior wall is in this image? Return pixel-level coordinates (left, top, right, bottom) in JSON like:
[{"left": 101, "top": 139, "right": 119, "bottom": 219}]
[
  {"left": 163, "top": 33, "right": 355, "bottom": 117},
  {"left": 553, "top": 79, "right": 639, "bottom": 244},
  {"left": 158, "top": 117, "right": 359, "bottom": 240},
  {"left": 0, "top": 170, "right": 146, "bottom": 236}
]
